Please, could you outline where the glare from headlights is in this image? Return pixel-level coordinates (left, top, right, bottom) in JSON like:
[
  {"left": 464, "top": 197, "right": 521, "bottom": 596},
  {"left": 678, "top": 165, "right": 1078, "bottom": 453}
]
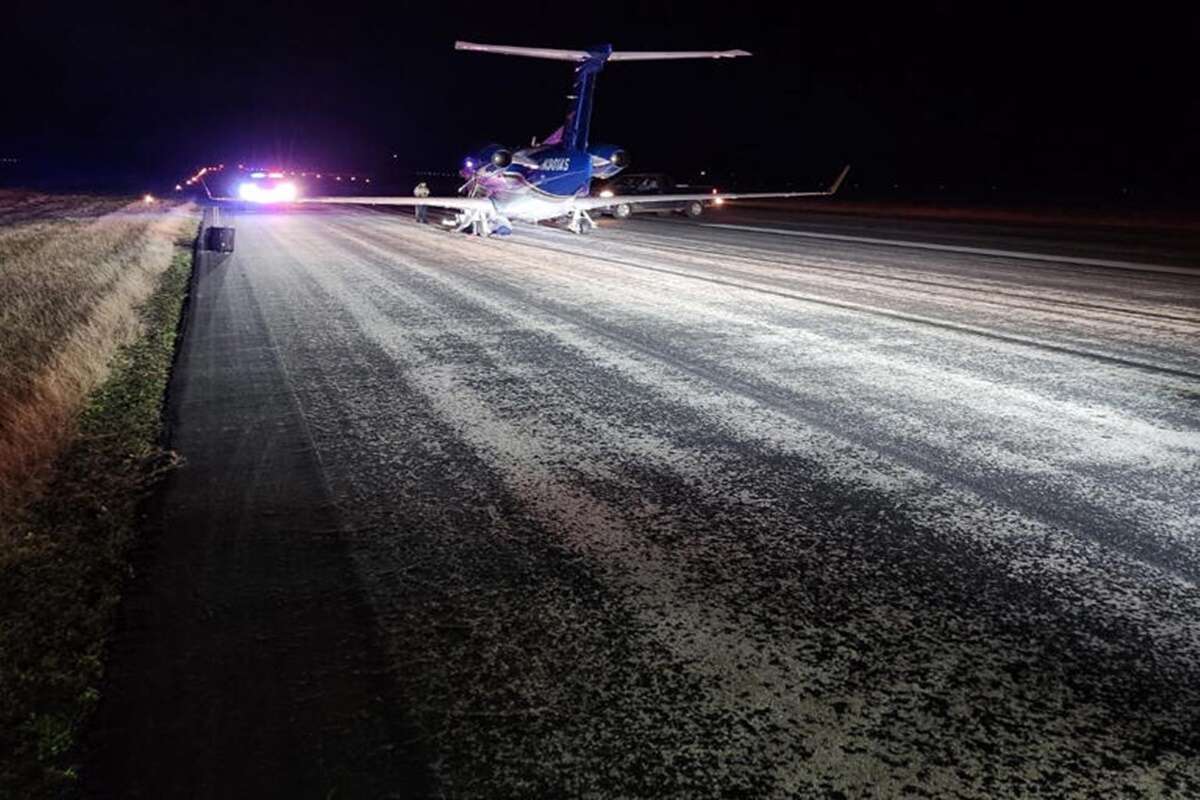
[{"left": 238, "top": 181, "right": 298, "bottom": 203}]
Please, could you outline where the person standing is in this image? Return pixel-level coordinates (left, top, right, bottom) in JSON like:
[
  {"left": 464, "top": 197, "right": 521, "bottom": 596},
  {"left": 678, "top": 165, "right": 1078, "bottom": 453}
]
[{"left": 414, "top": 181, "right": 430, "bottom": 223}]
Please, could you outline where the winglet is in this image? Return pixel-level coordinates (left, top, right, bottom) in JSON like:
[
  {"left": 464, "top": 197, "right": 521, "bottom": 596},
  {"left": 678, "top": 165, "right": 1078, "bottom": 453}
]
[{"left": 827, "top": 164, "right": 851, "bottom": 195}]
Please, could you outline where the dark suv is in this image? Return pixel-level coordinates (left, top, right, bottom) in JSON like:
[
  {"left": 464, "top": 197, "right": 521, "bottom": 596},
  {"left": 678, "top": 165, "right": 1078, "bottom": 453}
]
[{"left": 592, "top": 173, "right": 717, "bottom": 219}]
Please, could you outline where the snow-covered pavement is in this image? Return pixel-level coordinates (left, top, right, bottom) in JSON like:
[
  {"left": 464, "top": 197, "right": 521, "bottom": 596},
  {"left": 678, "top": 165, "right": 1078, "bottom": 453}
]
[{"left": 175, "top": 206, "right": 1200, "bottom": 796}]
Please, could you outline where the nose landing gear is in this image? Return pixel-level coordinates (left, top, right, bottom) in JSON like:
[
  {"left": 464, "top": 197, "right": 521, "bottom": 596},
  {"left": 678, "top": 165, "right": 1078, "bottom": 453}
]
[
  {"left": 567, "top": 208, "right": 597, "bottom": 234},
  {"left": 446, "top": 209, "right": 512, "bottom": 237}
]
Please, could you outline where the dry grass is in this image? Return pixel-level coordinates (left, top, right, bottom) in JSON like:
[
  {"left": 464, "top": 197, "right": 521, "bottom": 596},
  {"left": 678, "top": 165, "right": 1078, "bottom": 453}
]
[
  {"left": 0, "top": 190, "right": 127, "bottom": 227},
  {"left": 0, "top": 191, "right": 200, "bottom": 795},
  {"left": 0, "top": 193, "right": 196, "bottom": 528}
]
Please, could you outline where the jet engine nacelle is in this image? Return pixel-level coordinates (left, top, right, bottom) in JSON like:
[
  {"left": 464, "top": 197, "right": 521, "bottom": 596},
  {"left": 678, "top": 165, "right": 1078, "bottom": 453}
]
[
  {"left": 588, "top": 144, "right": 629, "bottom": 179},
  {"left": 462, "top": 144, "right": 513, "bottom": 177}
]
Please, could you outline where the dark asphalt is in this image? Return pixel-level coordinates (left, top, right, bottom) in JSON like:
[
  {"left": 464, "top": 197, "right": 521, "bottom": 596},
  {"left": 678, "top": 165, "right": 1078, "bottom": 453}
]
[
  {"left": 88, "top": 205, "right": 1200, "bottom": 798},
  {"left": 86, "top": 213, "right": 428, "bottom": 799},
  {"left": 704, "top": 203, "right": 1200, "bottom": 271}
]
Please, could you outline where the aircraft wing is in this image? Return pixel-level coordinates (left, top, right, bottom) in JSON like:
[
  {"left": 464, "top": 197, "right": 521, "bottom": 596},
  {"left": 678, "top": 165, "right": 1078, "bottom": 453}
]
[
  {"left": 297, "top": 196, "right": 495, "bottom": 211},
  {"left": 575, "top": 166, "right": 851, "bottom": 212}
]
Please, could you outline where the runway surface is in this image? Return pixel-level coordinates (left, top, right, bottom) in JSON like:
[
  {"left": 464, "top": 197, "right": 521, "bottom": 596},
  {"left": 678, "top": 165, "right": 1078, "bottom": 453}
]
[{"left": 90, "top": 206, "right": 1200, "bottom": 798}]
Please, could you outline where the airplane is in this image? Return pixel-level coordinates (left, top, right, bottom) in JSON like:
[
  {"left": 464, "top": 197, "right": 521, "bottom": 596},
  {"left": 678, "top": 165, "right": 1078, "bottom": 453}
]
[{"left": 299, "top": 41, "right": 850, "bottom": 236}]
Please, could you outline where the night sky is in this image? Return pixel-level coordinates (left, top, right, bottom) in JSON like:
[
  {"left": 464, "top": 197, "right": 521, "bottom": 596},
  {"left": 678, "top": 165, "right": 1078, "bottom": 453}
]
[{"left": 5, "top": 2, "right": 1198, "bottom": 206}]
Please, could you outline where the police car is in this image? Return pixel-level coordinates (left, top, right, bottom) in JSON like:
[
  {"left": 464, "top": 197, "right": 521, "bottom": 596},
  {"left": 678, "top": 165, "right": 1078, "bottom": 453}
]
[{"left": 236, "top": 171, "right": 298, "bottom": 204}]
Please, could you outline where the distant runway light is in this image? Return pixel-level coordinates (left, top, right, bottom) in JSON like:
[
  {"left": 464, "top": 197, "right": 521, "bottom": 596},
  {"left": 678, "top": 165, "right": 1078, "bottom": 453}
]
[
  {"left": 143, "top": 194, "right": 155, "bottom": 204},
  {"left": 175, "top": 184, "right": 182, "bottom": 191}
]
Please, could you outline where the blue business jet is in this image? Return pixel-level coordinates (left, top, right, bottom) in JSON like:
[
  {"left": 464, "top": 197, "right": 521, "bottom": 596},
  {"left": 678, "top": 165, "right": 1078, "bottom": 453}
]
[{"left": 306, "top": 41, "right": 848, "bottom": 235}]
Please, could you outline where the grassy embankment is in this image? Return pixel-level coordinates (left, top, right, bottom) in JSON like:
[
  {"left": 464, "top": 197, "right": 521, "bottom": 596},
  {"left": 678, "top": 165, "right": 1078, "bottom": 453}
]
[{"left": 0, "top": 190, "right": 200, "bottom": 796}]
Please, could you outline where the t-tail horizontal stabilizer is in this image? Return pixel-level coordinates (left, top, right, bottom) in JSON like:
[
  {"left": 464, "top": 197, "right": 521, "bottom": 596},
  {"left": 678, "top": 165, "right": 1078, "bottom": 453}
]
[
  {"left": 456, "top": 41, "right": 750, "bottom": 153},
  {"left": 454, "top": 42, "right": 751, "bottom": 61}
]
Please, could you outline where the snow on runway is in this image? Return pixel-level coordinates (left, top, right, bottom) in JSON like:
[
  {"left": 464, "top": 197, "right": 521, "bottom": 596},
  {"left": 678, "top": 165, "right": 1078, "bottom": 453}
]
[{"left": 224, "top": 207, "right": 1200, "bottom": 797}]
